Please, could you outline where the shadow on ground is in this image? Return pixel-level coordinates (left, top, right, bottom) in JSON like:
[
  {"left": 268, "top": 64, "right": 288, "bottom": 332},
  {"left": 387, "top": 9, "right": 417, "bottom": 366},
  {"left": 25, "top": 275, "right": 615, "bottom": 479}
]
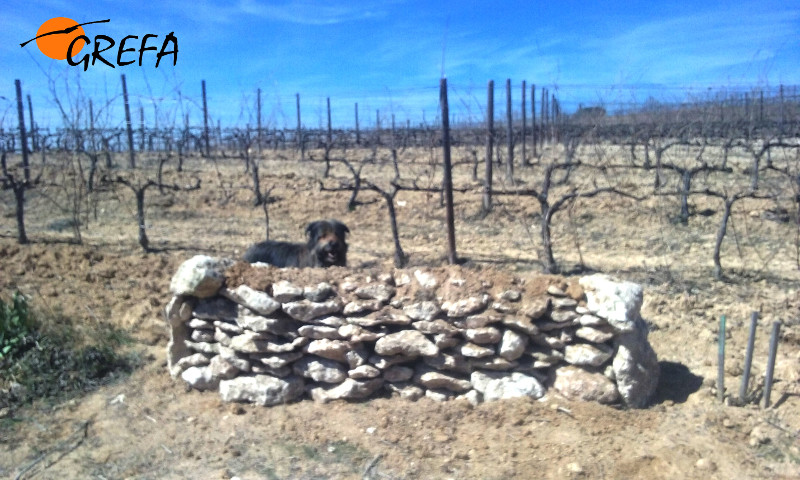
[{"left": 653, "top": 361, "right": 704, "bottom": 404}]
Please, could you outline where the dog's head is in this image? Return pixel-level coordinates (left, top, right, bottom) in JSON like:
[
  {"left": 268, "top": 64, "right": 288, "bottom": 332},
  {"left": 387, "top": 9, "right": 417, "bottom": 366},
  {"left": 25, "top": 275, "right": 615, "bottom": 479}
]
[{"left": 306, "top": 219, "right": 349, "bottom": 267}]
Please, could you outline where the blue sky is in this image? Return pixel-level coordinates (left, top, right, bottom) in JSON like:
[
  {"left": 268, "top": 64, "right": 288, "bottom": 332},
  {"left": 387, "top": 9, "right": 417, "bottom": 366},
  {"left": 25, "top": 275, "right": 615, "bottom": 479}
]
[{"left": 2, "top": 1, "right": 798, "bottom": 131}]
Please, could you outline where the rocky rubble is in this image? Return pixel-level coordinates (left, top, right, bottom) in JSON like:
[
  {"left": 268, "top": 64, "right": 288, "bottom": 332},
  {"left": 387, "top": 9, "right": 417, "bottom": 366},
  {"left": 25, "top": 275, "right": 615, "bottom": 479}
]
[{"left": 165, "top": 256, "right": 659, "bottom": 408}]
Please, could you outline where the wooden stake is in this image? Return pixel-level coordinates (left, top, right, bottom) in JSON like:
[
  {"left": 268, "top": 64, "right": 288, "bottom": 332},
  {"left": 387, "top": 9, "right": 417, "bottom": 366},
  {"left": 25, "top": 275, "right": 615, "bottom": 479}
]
[
  {"left": 483, "top": 80, "right": 494, "bottom": 213},
  {"left": 121, "top": 74, "right": 136, "bottom": 168},
  {"left": 201, "top": 79, "right": 210, "bottom": 157},
  {"left": 14, "top": 80, "right": 29, "bottom": 182},
  {"left": 440, "top": 78, "right": 457, "bottom": 264},
  {"left": 505, "top": 78, "right": 514, "bottom": 182}
]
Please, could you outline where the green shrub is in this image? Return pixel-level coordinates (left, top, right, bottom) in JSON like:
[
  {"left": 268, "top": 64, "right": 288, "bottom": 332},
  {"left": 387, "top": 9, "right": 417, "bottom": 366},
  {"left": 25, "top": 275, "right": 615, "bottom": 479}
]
[
  {"left": 0, "top": 292, "right": 34, "bottom": 361},
  {"left": 0, "top": 293, "right": 141, "bottom": 409}
]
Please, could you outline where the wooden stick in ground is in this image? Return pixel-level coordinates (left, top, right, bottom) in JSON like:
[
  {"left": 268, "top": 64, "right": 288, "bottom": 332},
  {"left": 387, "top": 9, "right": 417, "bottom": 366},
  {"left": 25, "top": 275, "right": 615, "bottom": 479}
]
[
  {"left": 439, "top": 77, "right": 457, "bottom": 264},
  {"left": 482, "top": 80, "right": 494, "bottom": 213},
  {"left": 14, "top": 79, "right": 30, "bottom": 182}
]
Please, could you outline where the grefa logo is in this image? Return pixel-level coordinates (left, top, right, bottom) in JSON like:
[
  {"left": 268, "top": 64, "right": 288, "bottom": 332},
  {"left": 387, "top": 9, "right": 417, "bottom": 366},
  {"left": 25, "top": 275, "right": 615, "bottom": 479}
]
[{"left": 20, "top": 17, "right": 178, "bottom": 71}]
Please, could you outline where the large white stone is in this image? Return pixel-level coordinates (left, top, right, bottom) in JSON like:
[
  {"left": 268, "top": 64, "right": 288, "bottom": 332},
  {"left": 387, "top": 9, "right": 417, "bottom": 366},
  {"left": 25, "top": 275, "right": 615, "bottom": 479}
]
[
  {"left": 459, "top": 342, "right": 494, "bottom": 358},
  {"left": 308, "top": 378, "right": 384, "bottom": 403},
  {"left": 579, "top": 274, "right": 659, "bottom": 408},
  {"left": 219, "top": 375, "right": 305, "bottom": 406},
  {"left": 292, "top": 356, "right": 348, "bottom": 383},
  {"left": 416, "top": 371, "right": 472, "bottom": 392},
  {"left": 235, "top": 311, "right": 298, "bottom": 336},
  {"left": 403, "top": 301, "right": 442, "bottom": 322},
  {"left": 209, "top": 355, "right": 239, "bottom": 380},
  {"left": 170, "top": 255, "right": 232, "bottom": 298},
  {"left": 272, "top": 280, "right": 303, "bottom": 302},
  {"left": 166, "top": 296, "right": 193, "bottom": 377},
  {"left": 579, "top": 274, "right": 643, "bottom": 332},
  {"left": 165, "top": 296, "right": 193, "bottom": 324},
  {"left": 470, "top": 371, "right": 545, "bottom": 401},
  {"left": 442, "top": 295, "right": 490, "bottom": 317},
  {"left": 414, "top": 270, "right": 439, "bottom": 289},
  {"left": 181, "top": 365, "right": 217, "bottom": 390},
  {"left": 613, "top": 326, "right": 660, "bottom": 408},
  {"left": 464, "top": 327, "right": 501, "bottom": 344},
  {"left": 338, "top": 324, "right": 381, "bottom": 342},
  {"left": 304, "top": 339, "right": 351, "bottom": 363},
  {"left": 221, "top": 284, "right": 281, "bottom": 315},
  {"left": 348, "top": 364, "right": 381, "bottom": 379},
  {"left": 174, "top": 353, "right": 211, "bottom": 371},
  {"left": 564, "top": 343, "right": 614, "bottom": 367},
  {"left": 498, "top": 329, "right": 528, "bottom": 361},
  {"left": 354, "top": 284, "right": 396, "bottom": 303},
  {"left": 282, "top": 298, "right": 344, "bottom": 322},
  {"left": 552, "top": 366, "right": 620, "bottom": 404},
  {"left": 575, "top": 326, "right": 615, "bottom": 343},
  {"left": 374, "top": 330, "right": 439, "bottom": 357}
]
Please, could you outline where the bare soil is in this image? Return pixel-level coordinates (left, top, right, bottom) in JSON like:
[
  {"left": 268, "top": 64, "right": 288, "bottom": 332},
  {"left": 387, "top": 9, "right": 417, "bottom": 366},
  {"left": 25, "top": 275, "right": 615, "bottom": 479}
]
[{"left": 1, "top": 146, "right": 799, "bottom": 479}]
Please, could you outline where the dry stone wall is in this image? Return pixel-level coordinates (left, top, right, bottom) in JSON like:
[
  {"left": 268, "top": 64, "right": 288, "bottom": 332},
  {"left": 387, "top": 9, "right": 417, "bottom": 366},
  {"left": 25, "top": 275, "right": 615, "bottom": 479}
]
[{"left": 165, "top": 256, "right": 660, "bottom": 408}]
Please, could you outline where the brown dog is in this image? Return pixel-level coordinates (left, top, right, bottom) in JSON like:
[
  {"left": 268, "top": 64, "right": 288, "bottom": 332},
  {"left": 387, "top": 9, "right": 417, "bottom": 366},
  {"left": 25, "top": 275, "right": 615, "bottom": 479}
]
[{"left": 242, "top": 219, "right": 349, "bottom": 267}]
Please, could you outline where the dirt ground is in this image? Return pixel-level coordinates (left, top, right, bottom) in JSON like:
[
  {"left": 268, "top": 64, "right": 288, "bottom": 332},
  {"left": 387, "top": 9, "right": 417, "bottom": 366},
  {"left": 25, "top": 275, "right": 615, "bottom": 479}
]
[{"left": 1, "top": 145, "right": 800, "bottom": 479}]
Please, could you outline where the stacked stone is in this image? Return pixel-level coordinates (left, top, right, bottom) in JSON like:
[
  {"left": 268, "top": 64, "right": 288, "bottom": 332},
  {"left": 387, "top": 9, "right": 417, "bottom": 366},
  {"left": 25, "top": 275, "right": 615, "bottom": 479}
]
[{"left": 165, "top": 255, "right": 659, "bottom": 408}]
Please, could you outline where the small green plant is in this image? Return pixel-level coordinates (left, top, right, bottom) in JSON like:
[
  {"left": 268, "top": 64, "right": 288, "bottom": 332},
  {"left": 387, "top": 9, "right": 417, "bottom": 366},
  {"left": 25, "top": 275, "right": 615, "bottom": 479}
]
[
  {"left": 1, "top": 293, "right": 141, "bottom": 409},
  {"left": 0, "top": 292, "right": 33, "bottom": 360}
]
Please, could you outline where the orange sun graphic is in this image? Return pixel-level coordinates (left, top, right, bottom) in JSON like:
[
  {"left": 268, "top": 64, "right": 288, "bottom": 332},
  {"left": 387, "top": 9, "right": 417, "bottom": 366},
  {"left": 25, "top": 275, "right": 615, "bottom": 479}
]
[{"left": 35, "top": 17, "right": 87, "bottom": 60}]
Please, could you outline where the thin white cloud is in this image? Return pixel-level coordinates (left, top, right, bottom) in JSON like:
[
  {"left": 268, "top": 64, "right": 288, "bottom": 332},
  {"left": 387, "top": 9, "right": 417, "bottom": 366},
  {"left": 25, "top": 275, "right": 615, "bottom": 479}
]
[
  {"left": 593, "top": 8, "right": 799, "bottom": 86},
  {"left": 429, "top": 27, "right": 566, "bottom": 89},
  {"left": 236, "top": 0, "right": 396, "bottom": 25},
  {"left": 174, "top": 0, "right": 402, "bottom": 26}
]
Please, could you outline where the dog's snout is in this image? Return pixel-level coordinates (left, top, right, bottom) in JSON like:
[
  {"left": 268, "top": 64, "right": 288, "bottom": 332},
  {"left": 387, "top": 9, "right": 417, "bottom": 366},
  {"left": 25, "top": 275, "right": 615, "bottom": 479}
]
[{"left": 323, "top": 239, "right": 338, "bottom": 250}]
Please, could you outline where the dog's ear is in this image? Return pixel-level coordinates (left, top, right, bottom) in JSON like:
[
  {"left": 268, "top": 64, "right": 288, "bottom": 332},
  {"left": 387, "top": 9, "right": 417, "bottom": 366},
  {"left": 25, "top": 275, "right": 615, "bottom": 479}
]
[
  {"left": 332, "top": 220, "right": 350, "bottom": 236},
  {"left": 305, "top": 221, "right": 320, "bottom": 240}
]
